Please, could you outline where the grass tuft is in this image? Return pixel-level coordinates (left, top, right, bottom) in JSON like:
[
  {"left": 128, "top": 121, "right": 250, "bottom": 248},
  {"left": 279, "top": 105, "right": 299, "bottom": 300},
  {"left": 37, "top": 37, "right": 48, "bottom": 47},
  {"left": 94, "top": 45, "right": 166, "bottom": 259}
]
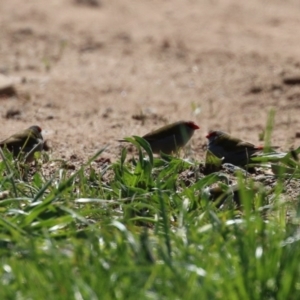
[{"left": 0, "top": 133, "right": 299, "bottom": 298}]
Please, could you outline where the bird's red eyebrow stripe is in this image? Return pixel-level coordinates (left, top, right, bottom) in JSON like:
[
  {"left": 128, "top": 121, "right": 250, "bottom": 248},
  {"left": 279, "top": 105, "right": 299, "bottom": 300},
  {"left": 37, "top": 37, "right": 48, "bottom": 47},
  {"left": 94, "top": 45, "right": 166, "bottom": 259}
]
[
  {"left": 188, "top": 122, "right": 200, "bottom": 129},
  {"left": 205, "top": 131, "right": 215, "bottom": 138}
]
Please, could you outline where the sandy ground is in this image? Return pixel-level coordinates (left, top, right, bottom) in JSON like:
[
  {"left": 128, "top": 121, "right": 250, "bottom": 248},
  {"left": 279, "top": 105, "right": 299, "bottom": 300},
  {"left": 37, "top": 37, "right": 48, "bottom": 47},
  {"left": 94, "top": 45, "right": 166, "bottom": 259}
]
[{"left": 1, "top": 0, "right": 300, "bottom": 162}]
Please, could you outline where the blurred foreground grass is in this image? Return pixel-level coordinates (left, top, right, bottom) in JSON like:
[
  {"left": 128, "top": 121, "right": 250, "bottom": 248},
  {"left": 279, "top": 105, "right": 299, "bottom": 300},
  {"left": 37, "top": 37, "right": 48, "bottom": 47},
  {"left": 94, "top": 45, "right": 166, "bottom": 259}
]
[{"left": 0, "top": 138, "right": 300, "bottom": 300}]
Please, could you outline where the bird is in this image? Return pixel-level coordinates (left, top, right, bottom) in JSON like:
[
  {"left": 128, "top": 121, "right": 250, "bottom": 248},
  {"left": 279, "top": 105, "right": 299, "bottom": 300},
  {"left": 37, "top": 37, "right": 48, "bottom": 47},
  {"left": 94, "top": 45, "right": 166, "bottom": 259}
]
[
  {"left": 119, "top": 121, "right": 200, "bottom": 154},
  {"left": 0, "top": 125, "right": 44, "bottom": 162},
  {"left": 206, "top": 130, "right": 263, "bottom": 167},
  {"left": 206, "top": 182, "right": 264, "bottom": 208}
]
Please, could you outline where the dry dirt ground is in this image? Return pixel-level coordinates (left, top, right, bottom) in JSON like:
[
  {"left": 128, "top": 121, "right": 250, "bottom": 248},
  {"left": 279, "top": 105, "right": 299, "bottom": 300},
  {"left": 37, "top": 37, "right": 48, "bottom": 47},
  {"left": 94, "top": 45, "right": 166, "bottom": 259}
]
[{"left": 1, "top": 0, "right": 300, "bottom": 163}]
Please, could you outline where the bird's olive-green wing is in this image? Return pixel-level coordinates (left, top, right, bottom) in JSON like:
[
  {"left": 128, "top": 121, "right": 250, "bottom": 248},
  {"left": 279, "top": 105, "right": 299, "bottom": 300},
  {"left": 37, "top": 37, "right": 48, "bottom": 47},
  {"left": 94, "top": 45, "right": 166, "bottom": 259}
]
[
  {"left": 143, "top": 122, "right": 185, "bottom": 141},
  {"left": 236, "top": 141, "right": 257, "bottom": 149},
  {"left": 0, "top": 129, "right": 37, "bottom": 146}
]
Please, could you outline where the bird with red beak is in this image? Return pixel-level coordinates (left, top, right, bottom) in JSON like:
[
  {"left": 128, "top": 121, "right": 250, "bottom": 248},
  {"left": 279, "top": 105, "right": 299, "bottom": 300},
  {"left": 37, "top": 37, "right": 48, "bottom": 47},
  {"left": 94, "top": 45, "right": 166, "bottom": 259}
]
[{"left": 120, "top": 121, "right": 200, "bottom": 154}]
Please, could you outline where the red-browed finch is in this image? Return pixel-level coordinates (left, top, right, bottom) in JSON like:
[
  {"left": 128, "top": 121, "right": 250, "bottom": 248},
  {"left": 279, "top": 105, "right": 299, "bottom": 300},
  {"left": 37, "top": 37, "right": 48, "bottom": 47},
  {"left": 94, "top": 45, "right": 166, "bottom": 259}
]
[
  {"left": 206, "top": 130, "right": 263, "bottom": 167},
  {"left": 120, "top": 120, "right": 200, "bottom": 154},
  {"left": 0, "top": 125, "right": 44, "bottom": 162}
]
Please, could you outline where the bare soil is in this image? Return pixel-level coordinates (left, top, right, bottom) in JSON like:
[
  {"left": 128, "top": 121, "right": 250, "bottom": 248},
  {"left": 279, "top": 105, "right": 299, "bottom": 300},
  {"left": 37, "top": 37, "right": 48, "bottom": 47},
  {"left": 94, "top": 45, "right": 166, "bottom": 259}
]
[{"left": 1, "top": 0, "right": 300, "bottom": 162}]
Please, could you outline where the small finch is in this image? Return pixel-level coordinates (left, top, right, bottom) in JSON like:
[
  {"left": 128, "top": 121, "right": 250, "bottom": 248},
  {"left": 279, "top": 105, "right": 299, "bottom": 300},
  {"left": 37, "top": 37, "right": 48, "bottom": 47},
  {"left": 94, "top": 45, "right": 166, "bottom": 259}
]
[
  {"left": 207, "top": 182, "right": 264, "bottom": 208},
  {"left": 206, "top": 130, "right": 263, "bottom": 167},
  {"left": 0, "top": 125, "right": 44, "bottom": 162},
  {"left": 119, "top": 121, "right": 200, "bottom": 154}
]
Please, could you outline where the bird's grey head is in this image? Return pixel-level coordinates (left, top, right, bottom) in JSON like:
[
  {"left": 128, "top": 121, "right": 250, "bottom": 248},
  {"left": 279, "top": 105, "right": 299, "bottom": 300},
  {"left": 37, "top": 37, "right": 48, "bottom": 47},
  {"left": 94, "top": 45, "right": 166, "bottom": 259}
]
[
  {"left": 29, "top": 125, "right": 42, "bottom": 133},
  {"left": 29, "top": 125, "right": 43, "bottom": 140}
]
